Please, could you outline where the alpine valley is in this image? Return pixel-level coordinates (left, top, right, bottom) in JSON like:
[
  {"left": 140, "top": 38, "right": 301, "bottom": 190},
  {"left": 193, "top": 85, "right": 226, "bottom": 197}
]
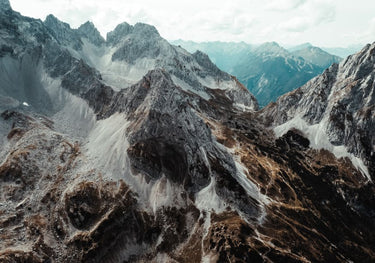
[{"left": 0, "top": 1, "right": 374, "bottom": 263}]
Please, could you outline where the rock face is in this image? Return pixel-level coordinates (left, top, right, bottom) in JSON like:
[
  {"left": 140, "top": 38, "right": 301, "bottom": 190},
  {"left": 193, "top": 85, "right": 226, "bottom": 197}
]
[
  {"left": 77, "top": 21, "right": 105, "bottom": 47},
  {"left": 44, "top": 14, "right": 83, "bottom": 50},
  {"left": 0, "top": 4, "right": 374, "bottom": 263}
]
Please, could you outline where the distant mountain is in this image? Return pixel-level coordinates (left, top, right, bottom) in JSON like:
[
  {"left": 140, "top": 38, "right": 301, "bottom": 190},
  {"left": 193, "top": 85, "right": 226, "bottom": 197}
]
[
  {"left": 233, "top": 42, "right": 324, "bottom": 106},
  {"left": 171, "top": 40, "right": 251, "bottom": 73},
  {"left": 288, "top": 43, "right": 363, "bottom": 58},
  {"left": 322, "top": 44, "right": 364, "bottom": 58},
  {"left": 291, "top": 46, "right": 342, "bottom": 68},
  {"left": 174, "top": 40, "right": 341, "bottom": 107}
]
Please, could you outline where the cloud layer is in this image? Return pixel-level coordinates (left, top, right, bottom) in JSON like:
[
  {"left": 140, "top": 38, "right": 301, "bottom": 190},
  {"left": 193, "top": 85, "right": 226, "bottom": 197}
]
[{"left": 10, "top": 0, "right": 375, "bottom": 47}]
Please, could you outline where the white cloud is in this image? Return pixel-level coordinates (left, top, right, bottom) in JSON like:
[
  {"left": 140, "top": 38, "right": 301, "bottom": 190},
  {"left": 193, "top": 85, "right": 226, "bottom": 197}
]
[
  {"left": 8, "top": 0, "right": 375, "bottom": 47},
  {"left": 277, "top": 0, "right": 336, "bottom": 33},
  {"left": 279, "top": 17, "right": 310, "bottom": 32},
  {"left": 265, "top": 0, "right": 307, "bottom": 11}
]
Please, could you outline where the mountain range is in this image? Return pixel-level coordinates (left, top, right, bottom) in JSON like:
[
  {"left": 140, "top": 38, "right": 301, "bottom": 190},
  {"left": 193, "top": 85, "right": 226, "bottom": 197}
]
[
  {"left": 0, "top": 1, "right": 374, "bottom": 262},
  {"left": 173, "top": 40, "right": 342, "bottom": 107}
]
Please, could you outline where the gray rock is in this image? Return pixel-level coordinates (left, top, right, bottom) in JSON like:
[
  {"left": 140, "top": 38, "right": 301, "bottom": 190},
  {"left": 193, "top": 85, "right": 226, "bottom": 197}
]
[
  {"left": 106, "top": 22, "right": 134, "bottom": 46},
  {"left": 44, "top": 14, "right": 83, "bottom": 50},
  {"left": 77, "top": 21, "right": 105, "bottom": 47}
]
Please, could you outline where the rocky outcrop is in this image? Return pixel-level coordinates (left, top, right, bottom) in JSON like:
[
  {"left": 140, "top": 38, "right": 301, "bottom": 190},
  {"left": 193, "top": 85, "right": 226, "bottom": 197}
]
[
  {"left": 110, "top": 23, "right": 164, "bottom": 64},
  {"left": 77, "top": 21, "right": 105, "bottom": 47},
  {"left": 44, "top": 14, "right": 83, "bottom": 50},
  {"left": 106, "top": 22, "right": 140, "bottom": 46}
]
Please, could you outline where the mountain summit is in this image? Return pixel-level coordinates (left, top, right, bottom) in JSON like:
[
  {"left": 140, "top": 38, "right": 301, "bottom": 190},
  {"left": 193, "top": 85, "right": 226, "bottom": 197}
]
[
  {"left": 292, "top": 46, "right": 342, "bottom": 68},
  {"left": 106, "top": 22, "right": 160, "bottom": 46},
  {"left": 77, "top": 21, "right": 105, "bottom": 46}
]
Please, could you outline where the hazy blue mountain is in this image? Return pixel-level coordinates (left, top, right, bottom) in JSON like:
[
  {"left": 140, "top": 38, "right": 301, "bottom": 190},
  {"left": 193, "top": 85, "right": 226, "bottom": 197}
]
[
  {"left": 173, "top": 40, "right": 341, "bottom": 107},
  {"left": 233, "top": 42, "right": 323, "bottom": 106},
  {"left": 171, "top": 39, "right": 251, "bottom": 73},
  {"left": 292, "top": 46, "right": 342, "bottom": 68},
  {"left": 321, "top": 44, "right": 363, "bottom": 57}
]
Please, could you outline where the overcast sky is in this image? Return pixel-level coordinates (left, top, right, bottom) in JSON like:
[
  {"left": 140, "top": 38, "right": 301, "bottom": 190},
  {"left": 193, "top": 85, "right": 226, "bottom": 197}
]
[{"left": 10, "top": 0, "right": 375, "bottom": 47}]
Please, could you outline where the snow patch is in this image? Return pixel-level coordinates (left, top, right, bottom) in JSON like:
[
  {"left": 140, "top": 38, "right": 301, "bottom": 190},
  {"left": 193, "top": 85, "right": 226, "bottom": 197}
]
[
  {"left": 218, "top": 142, "right": 270, "bottom": 223},
  {"left": 86, "top": 113, "right": 131, "bottom": 180},
  {"left": 195, "top": 147, "right": 226, "bottom": 213},
  {"left": 234, "top": 103, "right": 254, "bottom": 112},
  {"left": 195, "top": 177, "right": 226, "bottom": 213},
  {"left": 149, "top": 175, "right": 186, "bottom": 214},
  {"left": 234, "top": 160, "right": 271, "bottom": 206},
  {"left": 257, "top": 73, "right": 269, "bottom": 88},
  {"left": 274, "top": 115, "right": 371, "bottom": 181},
  {"left": 171, "top": 75, "right": 211, "bottom": 100},
  {"left": 198, "top": 76, "right": 237, "bottom": 90}
]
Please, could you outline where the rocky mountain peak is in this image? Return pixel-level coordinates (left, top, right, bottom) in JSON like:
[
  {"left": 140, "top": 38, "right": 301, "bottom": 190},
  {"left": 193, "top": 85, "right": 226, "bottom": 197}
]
[
  {"left": 192, "top": 50, "right": 210, "bottom": 60},
  {"left": 292, "top": 45, "right": 342, "bottom": 68},
  {"left": 106, "top": 22, "right": 160, "bottom": 46},
  {"left": 77, "top": 21, "right": 105, "bottom": 46},
  {"left": 44, "top": 14, "right": 82, "bottom": 49},
  {"left": 133, "top": 22, "right": 160, "bottom": 37},
  {"left": 340, "top": 42, "right": 375, "bottom": 80},
  {"left": 255, "top": 41, "right": 288, "bottom": 56},
  {"left": 192, "top": 50, "right": 226, "bottom": 78},
  {"left": 106, "top": 22, "right": 133, "bottom": 46},
  {"left": 44, "top": 14, "right": 70, "bottom": 30}
]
